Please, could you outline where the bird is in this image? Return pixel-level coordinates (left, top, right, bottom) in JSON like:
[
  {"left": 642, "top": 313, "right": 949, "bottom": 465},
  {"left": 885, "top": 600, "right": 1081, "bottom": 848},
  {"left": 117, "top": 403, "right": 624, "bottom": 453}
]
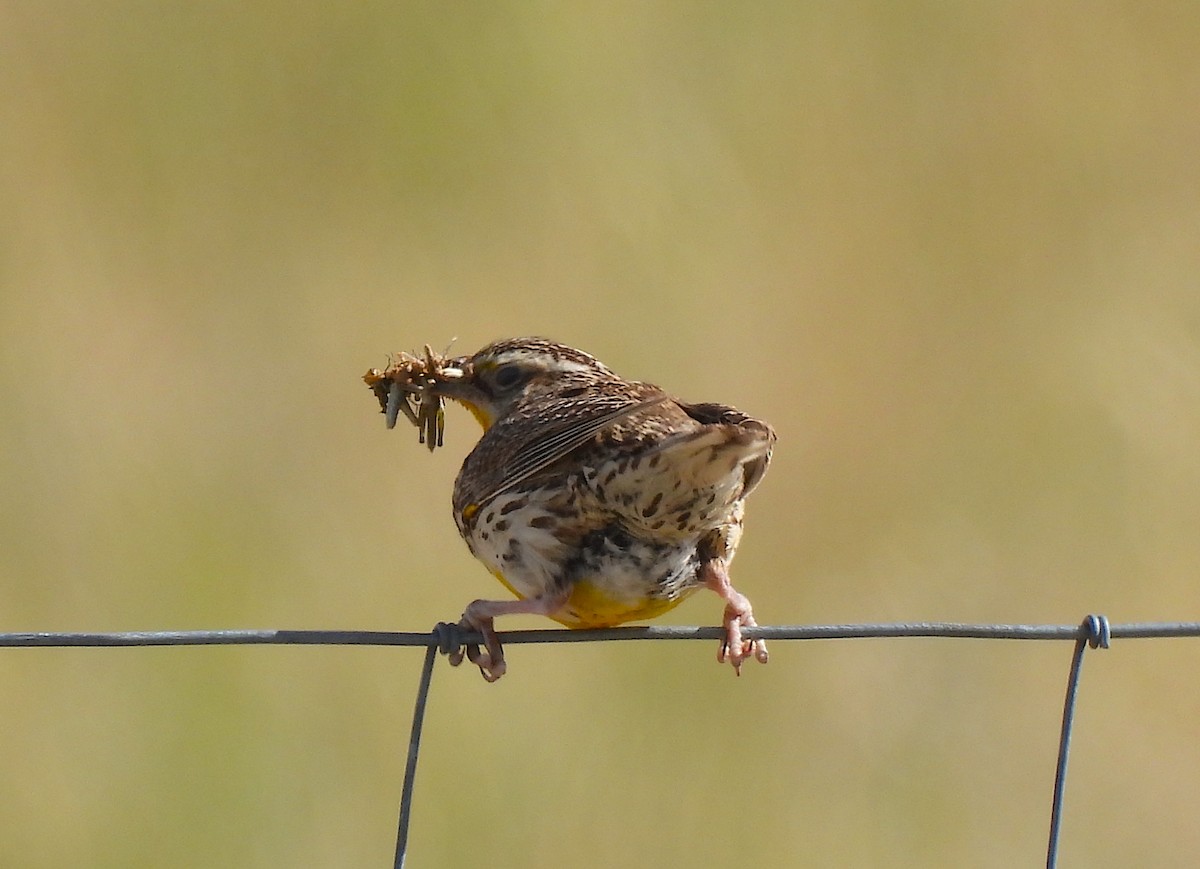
[{"left": 370, "top": 337, "right": 775, "bottom": 681}]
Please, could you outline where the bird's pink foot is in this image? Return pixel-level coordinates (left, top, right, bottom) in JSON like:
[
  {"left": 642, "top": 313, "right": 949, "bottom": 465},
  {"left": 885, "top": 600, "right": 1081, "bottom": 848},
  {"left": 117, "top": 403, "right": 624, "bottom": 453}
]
[
  {"left": 445, "top": 592, "right": 569, "bottom": 682},
  {"left": 447, "top": 604, "right": 507, "bottom": 682},
  {"left": 702, "top": 561, "right": 768, "bottom": 674},
  {"left": 718, "top": 599, "right": 769, "bottom": 674}
]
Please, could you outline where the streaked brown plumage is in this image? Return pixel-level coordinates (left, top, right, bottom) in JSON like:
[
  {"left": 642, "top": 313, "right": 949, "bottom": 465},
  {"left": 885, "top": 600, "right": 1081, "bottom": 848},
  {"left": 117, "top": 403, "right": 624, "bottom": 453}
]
[{"left": 371, "top": 337, "right": 775, "bottom": 681}]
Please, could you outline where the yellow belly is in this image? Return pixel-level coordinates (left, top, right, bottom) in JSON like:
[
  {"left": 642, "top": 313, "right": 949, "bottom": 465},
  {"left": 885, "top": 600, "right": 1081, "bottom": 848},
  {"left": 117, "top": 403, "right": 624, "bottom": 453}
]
[
  {"left": 556, "top": 578, "right": 693, "bottom": 628},
  {"left": 489, "top": 568, "right": 693, "bottom": 628}
]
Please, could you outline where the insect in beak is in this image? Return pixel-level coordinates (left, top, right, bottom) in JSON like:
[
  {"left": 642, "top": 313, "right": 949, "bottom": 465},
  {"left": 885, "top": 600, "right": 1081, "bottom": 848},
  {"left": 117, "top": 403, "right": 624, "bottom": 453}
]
[{"left": 365, "top": 343, "right": 452, "bottom": 451}]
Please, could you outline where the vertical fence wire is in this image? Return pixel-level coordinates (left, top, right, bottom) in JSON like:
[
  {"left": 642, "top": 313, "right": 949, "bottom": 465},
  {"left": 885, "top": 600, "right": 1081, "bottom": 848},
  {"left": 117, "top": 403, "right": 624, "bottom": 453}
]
[
  {"left": 394, "top": 643, "right": 438, "bottom": 869},
  {"left": 1046, "top": 615, "right": 1110, "bottom": 869}
]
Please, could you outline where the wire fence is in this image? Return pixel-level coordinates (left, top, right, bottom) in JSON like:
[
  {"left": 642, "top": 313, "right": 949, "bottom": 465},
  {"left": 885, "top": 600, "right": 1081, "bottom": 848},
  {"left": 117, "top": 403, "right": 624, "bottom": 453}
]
[{"left": 4, "top": 617, "right": 1200, "bottom": 868}]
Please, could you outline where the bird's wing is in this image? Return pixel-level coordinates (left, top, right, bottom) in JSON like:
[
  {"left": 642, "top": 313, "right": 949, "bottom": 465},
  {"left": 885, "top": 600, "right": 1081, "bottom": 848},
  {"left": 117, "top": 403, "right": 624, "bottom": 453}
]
[{"left": 469, "top": 391, "right": 671, "bottom": 507}]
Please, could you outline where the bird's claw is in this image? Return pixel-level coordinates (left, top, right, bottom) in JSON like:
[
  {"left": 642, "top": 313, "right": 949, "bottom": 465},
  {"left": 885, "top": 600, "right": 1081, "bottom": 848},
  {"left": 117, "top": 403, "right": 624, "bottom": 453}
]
[
  {"left": 444, "top": 611, "right": 507, "bottom": 681},
  {"left": 717, "top": 603, "right": 769, "bottom": 675}
]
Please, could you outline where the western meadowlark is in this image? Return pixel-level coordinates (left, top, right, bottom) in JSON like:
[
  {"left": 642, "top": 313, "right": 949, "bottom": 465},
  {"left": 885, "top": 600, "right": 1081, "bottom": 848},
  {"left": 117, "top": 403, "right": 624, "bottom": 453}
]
[{"left": 365, "top": 337, "right": 775, "bottom": 681}]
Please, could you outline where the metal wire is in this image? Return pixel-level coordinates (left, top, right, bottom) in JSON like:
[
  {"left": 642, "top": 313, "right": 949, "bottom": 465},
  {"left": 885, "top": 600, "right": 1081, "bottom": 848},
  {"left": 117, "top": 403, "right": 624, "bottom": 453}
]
[
  {"left": 4, "top": 617, "right": 1199, "bottom": 867},
  {"left": 1046, "top": 615, "right": 1111, "bottom": 869},
  {"left": 4, "top": 620, "right": 1198, "bottom": 648},
  {"left": 394, "top": 643, "right": 437, "bottom": 869}
]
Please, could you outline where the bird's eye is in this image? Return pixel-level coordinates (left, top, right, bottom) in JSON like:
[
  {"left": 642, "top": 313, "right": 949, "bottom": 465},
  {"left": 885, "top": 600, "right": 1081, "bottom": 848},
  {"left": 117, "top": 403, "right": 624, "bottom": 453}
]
[{"left": 492, "top": 363, "right": 524, "bottom": 389}]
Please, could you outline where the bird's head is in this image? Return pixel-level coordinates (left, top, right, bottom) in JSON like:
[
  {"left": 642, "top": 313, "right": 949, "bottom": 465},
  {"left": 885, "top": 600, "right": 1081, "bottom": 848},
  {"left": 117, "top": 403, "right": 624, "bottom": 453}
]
[{"left": 436, "top": 337, "right": 616, "bottom": 430}]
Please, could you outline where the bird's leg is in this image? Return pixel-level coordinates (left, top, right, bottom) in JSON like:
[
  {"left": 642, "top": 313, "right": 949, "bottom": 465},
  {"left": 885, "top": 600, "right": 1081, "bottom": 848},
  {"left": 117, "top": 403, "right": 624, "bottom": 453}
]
[
  {"left": 701, "top": 560, "right": 768, "bottom": 674},
  {"left": 449, "top": 591, "right": 569, "bottom": 682}
]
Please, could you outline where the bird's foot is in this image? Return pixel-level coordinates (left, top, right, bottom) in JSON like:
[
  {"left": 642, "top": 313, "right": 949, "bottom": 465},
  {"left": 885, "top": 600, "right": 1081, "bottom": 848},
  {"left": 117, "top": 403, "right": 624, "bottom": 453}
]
[
  {"left": 702, "top": 562, "right": 768, "bottom": 675},
  {"left": 446, "top": 604, "right": 507, "bottom": 682},
  {"left": 717, "top": 599, "right": 769, "bottom": 674}
]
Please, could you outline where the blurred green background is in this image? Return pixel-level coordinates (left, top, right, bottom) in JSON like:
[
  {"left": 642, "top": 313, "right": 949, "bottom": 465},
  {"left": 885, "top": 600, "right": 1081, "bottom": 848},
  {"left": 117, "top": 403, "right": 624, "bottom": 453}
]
[{"left": 2, "top": 3, "right": 1199, "bottom": 867}]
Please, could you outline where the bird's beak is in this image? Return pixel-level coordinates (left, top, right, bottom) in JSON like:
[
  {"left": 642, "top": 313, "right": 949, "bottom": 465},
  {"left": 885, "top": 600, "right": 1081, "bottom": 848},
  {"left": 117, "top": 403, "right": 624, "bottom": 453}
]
[
  {"left": 429, "top": 357, "right": 477, "bottom": 404},
  {"left": 431, "top": 357, "right": 469, "bottom": 395},
  {"left": 431, "top": 358, "right": 496, "bottom": 430}
]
